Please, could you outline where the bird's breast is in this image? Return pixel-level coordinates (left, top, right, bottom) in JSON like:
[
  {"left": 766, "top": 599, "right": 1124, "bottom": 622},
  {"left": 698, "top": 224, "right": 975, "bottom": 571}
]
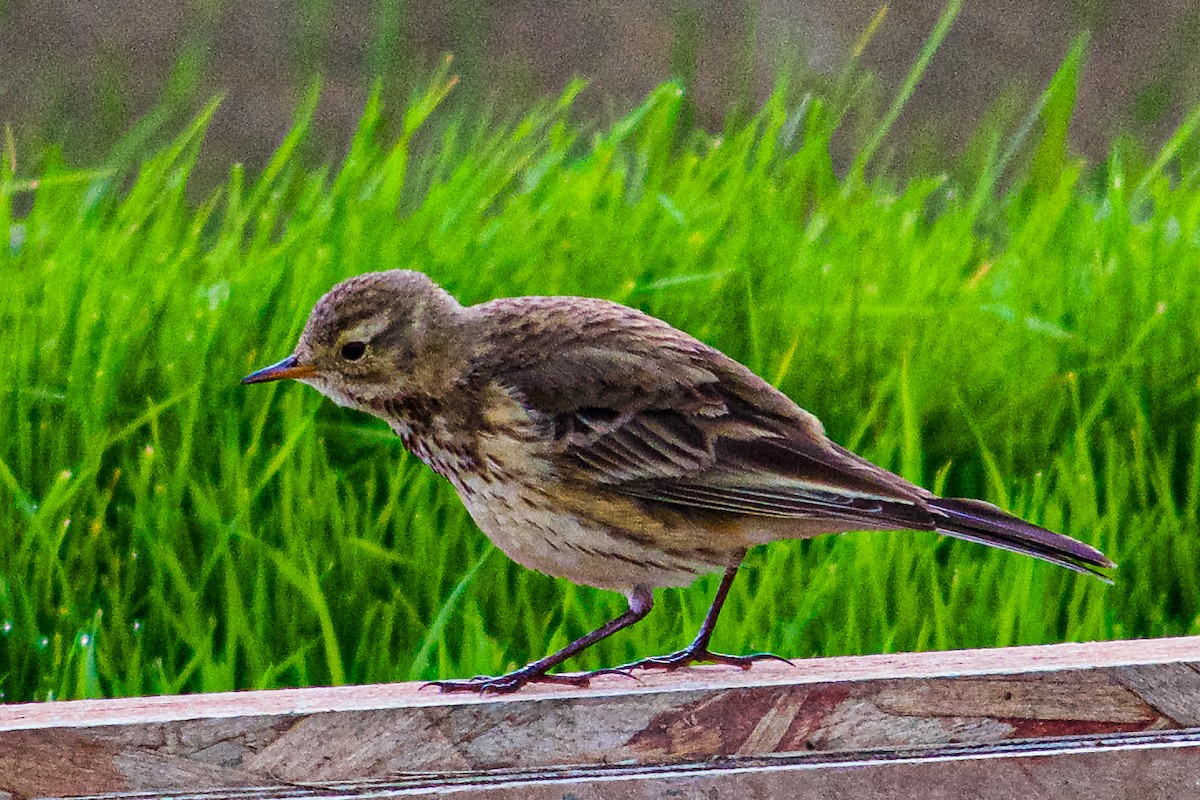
[
  {"left": 377, "top": 382, "right": 553, "bottom": 486},
  {"left": 379, "top": 389, "right": 731, "bottom": 591},
  {"left": 388, "top": 415, "right": 482, "bottom": 480},
  {"left": 368, "top": 396, "right": 472, "bottom": 481}
]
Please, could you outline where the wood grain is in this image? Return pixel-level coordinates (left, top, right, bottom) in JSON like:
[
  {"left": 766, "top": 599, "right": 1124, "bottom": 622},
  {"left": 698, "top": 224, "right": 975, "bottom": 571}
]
[{"left": 1, "top": 636, "right": 1198, "bottom": 799}]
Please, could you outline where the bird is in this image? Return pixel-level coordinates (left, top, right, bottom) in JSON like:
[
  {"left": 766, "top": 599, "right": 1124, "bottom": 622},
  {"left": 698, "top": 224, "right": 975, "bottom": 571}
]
[{"left": 243, "top": 269, "right": 1113, "bottom": 693}]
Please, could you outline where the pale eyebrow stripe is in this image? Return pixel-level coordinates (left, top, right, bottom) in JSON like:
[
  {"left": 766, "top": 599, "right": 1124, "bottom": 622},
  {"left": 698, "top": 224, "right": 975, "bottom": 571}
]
[{"left": 344, "top": 314, "right": 392, "bottom": 342}]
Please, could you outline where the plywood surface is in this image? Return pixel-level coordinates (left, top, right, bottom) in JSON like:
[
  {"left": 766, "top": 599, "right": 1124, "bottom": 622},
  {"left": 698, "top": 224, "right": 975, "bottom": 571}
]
[{"left": 1, "top": 636, "right": 1198, "bottom": 799}]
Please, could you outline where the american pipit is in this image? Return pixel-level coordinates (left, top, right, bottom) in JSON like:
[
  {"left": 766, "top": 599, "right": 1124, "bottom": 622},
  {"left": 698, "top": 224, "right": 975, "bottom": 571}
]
[{"left": 244, "top": 270, "right": 1113, "bottom": 692}]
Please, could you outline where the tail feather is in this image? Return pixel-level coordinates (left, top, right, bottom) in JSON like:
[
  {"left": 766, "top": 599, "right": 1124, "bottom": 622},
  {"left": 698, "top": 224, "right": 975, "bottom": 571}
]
[{"left": 929, "top": 497, "right": 1115, "bottom": 581}]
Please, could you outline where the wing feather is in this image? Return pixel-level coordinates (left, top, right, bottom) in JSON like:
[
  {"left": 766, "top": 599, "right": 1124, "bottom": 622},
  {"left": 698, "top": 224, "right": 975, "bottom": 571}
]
[
  {"left": 537, "top": 380, "right": 931, "bottom": 532},
  {"left": 476, "top": 297, "right": 931, "bottom": 531},
  {"left": 470, "top": 297, "right": 1111, "bottom": 575}
]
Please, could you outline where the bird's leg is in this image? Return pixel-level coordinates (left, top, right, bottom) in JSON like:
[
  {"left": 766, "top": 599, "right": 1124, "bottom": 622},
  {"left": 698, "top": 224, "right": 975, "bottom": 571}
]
[
  {"left": 428, "top": 586, "right": 654, "bottom": 694},
  {"left": 617, "top": 565, "right": 792, "bottom": 673}
]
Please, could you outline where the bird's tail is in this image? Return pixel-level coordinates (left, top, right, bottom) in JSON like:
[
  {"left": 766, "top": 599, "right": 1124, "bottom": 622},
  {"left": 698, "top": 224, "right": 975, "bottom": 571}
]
[{"left": 928, "top": 497, "right": 1115, "bottom": 580}]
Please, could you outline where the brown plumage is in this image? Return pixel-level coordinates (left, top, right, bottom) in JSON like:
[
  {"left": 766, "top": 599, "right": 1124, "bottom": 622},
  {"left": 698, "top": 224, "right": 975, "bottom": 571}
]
[{"left": 243, "top": 270, "right": 1113, "bottom": 692}]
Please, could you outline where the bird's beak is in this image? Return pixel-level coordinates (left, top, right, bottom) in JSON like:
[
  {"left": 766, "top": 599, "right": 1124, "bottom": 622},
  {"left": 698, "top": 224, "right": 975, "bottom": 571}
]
[{"left": 241, "top": 354, "right": 319, "bottom": 385}]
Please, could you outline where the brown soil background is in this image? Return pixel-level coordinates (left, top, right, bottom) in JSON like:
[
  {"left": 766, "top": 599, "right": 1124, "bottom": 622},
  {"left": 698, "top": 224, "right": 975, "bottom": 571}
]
[{"left": 2, "top": 1, "right": 1199, "bottom": 176}]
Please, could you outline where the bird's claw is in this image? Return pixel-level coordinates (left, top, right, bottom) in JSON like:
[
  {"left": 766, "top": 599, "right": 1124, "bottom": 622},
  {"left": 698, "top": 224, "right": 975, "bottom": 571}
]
[
  {"left": 424, "top": 663, "right": 644, "bottom": 694},
  {"left": 426, "top": 675, "right": 532, "bottom": 694},
  {"left": 616, "top": 648, "right": 793, "bottom": 673},
  {"left": 425, "top": 670, "right": 593, "bottom": 694}
]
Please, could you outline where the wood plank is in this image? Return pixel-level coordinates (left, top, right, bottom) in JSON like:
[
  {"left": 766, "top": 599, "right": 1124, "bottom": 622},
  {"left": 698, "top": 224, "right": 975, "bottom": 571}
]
[
  {"left": 4, "top": 634, "right": 1197, "bottom": 730},
  {"left": 0, "top": 636, "right": 1197, "bottom": 799},
  {"left": 16, "top": 730, "right": 1200, "bottom": 799}
]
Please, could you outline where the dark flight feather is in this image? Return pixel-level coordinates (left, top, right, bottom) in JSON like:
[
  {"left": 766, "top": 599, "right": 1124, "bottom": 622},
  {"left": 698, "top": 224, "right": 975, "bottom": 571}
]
[
  {"left": 477, "top": 296, "right": 1112, "bottom": 579},
  {"left": 928, "top": 497, "right": 1114, "bottom": 578}
]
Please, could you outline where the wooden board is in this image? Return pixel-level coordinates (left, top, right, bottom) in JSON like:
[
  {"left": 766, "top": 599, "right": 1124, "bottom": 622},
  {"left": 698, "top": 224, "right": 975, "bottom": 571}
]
[{"left": 2, "top": 636, "right": 1199, "bottom": 799}]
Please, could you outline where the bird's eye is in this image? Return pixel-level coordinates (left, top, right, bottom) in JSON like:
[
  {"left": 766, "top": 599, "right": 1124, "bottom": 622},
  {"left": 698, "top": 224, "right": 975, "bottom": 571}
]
[{"left": 340, "top": 341, "right": 367, "bottom": 361}]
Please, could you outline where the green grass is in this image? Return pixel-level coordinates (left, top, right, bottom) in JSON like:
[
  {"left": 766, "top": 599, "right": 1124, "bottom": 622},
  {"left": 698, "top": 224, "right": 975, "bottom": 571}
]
[{"left": 3, "top": 45, "right": 1200, "bottom": 703}]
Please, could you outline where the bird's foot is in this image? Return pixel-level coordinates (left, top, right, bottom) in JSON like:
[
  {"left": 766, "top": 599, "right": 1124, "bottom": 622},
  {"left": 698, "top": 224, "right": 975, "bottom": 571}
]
[
  {"left": 426, "top": 664, "right": 636, "bottom": 694},
  {"left": 617, "top": 646, "right": 793, "bottom": 673}
]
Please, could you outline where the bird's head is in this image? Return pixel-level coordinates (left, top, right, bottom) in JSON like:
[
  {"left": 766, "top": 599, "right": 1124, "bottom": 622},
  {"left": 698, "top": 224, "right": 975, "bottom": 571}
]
[{"left": 242, "top": 270, "right": 466, "bottom": 410}]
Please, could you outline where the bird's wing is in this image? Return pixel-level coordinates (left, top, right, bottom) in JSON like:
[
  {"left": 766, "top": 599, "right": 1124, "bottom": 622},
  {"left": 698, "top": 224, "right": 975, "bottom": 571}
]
[
  {"left": 553, "top": 394, "right": 934, "bottom": 531},
  {"left": 490, "top": 318, "right": 933, "bottom": 532},
  {"left": 475, "top": 298, "right": 1109, "bottom": 575}
]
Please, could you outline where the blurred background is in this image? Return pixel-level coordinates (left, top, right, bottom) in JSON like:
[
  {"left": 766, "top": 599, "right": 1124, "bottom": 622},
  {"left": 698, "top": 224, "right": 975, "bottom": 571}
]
[
  {"left": 4, "top": 0, "right": 1200, "bottom": 178},
  {"left": 4, "top": 0, "right": 1200, "bottom": 704}
]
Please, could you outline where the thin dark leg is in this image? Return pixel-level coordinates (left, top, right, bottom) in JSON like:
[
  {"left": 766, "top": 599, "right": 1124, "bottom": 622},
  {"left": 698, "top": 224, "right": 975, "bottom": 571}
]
[
  {"left": 688, "top": 564, "right": 740, "bottom": 651},
  {"left": 428, "top": 586, "right": 654, "bottom": 694},
  {"left": 616, "top": 565, "right": 792, "bottom": 673}
]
